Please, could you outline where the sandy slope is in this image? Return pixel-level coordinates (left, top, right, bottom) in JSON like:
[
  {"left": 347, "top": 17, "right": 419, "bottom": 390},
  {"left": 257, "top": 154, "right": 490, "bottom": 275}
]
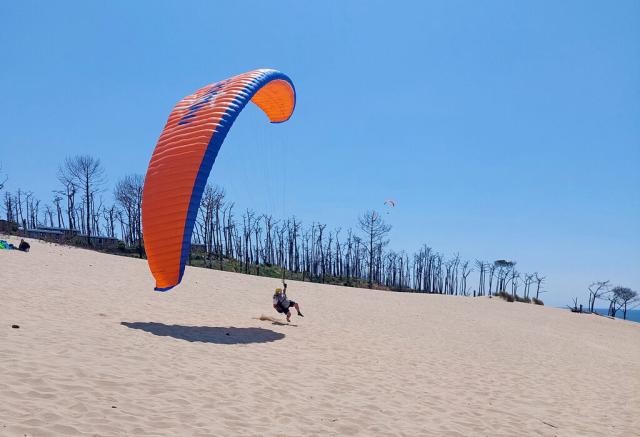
[{"left": 1, "top": 236, "right": 639, "bottom": 437}]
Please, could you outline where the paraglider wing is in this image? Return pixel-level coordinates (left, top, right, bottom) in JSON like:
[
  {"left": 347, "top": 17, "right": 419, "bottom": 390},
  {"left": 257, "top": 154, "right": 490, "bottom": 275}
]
[
  {"left": 142, "top": 69, "right": 296, "bottom": 291},
  {"left": 384, "top": 199, "right": 396, "bottom": 208}
]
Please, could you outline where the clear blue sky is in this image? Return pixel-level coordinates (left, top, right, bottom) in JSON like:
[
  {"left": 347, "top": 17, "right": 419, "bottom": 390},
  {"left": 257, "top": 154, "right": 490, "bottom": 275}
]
[{"left": 1, "top": 1, "right": 638, "bottom": 306}]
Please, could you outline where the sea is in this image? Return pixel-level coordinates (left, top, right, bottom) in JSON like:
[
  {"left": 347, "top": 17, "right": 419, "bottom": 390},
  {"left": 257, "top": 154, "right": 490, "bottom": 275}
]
[{"left": 593, "top": 309, "right": 640, "bottom": 323}]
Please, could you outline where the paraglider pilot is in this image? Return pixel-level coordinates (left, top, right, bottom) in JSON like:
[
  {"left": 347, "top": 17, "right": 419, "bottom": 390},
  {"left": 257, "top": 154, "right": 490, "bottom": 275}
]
[{"left": 273, "top": 283, "right": 304, "bottom": 322}]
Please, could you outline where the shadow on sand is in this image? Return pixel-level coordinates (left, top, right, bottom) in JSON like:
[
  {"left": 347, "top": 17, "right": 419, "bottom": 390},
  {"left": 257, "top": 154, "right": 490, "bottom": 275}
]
[{"left": 121, "top": 322, "right": 285, "bottom": 344}]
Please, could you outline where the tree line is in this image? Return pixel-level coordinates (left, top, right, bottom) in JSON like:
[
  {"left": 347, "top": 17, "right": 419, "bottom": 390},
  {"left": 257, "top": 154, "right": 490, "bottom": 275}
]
[
  {"left": 569, "top": 281, "right": 639, "bottom": 320},
  {"left": 1, "top": 155, "right": 548, "bottom": 299}
]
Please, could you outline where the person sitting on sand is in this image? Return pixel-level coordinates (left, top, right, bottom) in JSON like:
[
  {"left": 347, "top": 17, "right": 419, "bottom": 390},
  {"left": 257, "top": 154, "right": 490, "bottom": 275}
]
[
  {"left": 18, "top": 239, "right": 30, "bottom": 252},
  {"left": 273, "top": 284, "right": 303, "bottom": 323}
]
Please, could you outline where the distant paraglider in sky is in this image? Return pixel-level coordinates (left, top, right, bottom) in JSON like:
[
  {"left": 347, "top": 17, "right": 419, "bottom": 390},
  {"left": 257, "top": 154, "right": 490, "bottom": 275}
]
[
  {"left": 142, "top": 69, "right": 296, "bottom": 291},
  {"left": 384, "top": 199, "right": 396, "bottom": 214}
]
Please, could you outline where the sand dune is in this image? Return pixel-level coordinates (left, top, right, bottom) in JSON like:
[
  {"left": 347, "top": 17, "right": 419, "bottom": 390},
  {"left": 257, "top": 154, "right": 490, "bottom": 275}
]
[{"left": 1, "top": 236, "right": 639, "bottom": 436}]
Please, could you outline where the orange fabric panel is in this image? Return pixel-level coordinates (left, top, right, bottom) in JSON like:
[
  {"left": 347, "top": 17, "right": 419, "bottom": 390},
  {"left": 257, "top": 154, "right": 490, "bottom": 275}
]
[{"left": 251, "top": 79, "right": 296, "bottom": 123}]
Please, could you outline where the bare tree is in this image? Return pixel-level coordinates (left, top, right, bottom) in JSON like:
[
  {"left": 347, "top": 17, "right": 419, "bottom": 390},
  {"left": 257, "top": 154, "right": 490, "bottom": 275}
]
[
  {"left": 197, "top": 184, "right": 217, "bottom": 262},
  {"left": 44, "top": 204, "right": 54, "bottom": 227},
  {"left": 3, "top": 192, "right": 14, "bottom": 222},
  {"left": 58, "top": 155, "right": 106, "bottom": 244},
  {"left": 358, "top": 210, "right": 391, "bottom": 288},
  {"left": 491, "top": 260, "right": 515, "bottom": 294},
  {"left": 534, "top": 273, "right": 546, "bottom": 300},
  {"left": 460, "top": 261, "right": 473, "bottom": 296},
  {"left": 509, "top": 270, "right": 520, "bottom": 298},
  {"left": 475, "top": 260, "right": 488, "bottom": 296},
  {"left": 605, "top": 288, "right": 623, "bottom": 318},
  {"left": 55, "top": 180, "right": 77, "bottom": 230},
  {"left": 609, "top": 286, "right": 638, "bottom": 320},
  {"left": 523, "top": 273, "right": 535, "bottom": 300},
  {"left": 53, "top": 194, "right": 65, "bottom": 228},
  {"left": 114, "top": 174, "right": 144, "bottom": 255},
  {"left": 587, "top": 281, "right": 610, "bottom": 313},
  {"left": 487, "top": 262, "right": 496, "bottom": 295},
  {"left": 103, "top": 205, "right": 118, "bottom": 238}
]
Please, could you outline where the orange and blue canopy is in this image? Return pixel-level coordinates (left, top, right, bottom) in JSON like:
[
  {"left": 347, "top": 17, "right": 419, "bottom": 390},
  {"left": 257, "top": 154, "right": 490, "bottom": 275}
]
[{"left": 142, "top": 69, "right": 296, "bottom": 291}]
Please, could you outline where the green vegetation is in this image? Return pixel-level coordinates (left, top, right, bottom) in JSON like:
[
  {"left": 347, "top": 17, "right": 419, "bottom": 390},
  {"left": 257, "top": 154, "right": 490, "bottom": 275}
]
[{"left": 495, "top": 290, "right": 543, "bottom": 305}]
